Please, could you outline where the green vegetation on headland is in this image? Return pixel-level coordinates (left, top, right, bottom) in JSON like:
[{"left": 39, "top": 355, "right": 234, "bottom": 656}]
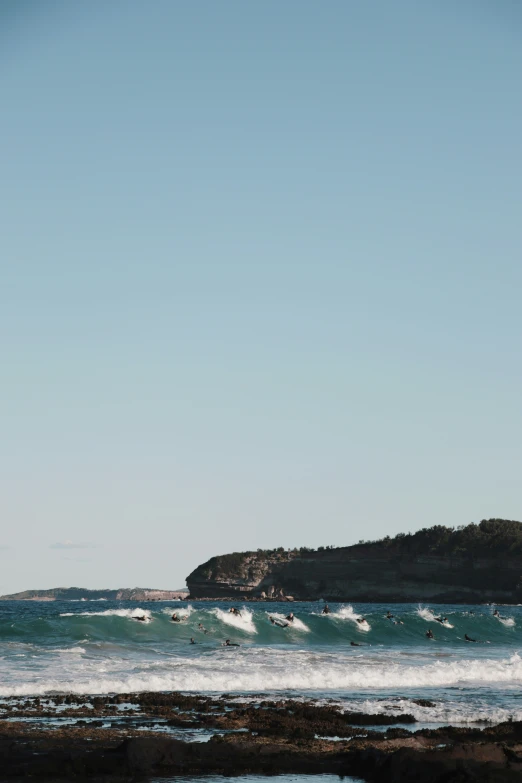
[
  {"left": 192, "top": 519, "right": 522, "bottom": 580},
  {"left": 354, "top": 518, "right": 522, "bottom": 556},
  {"left": 0, "top": 587, "right": 188, "bottom": 601},
  {"left": 187, "top": 519, "right": 522, "bottom": 602}
]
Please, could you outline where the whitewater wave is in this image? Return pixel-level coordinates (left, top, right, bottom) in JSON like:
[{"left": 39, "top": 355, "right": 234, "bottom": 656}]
[
  {"left": 316, "top": 605, "right": 371, "bottom": 631},
  {"left": 212, "top": 607, "right": 257, "bottom": 634},
  {"left": 417, "top": 607, "right": 454, "bottom": 628},
  {"left": 267, "top": 612, "right": 310, "bottom": 632},
  {"left": 60, "top": 608, "right": 153, "bottom": 623},
  {"left": 1, "top": 650, "right": 521, "bottom": 697}
]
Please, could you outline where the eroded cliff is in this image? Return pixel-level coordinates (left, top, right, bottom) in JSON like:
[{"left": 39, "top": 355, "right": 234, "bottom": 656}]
[{"left": 187, "top": 519, "right": 522, "bottom": 602}]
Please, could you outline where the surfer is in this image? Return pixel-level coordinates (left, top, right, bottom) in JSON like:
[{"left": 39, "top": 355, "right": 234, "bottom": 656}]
[
  {"left": 350, "top": 641, "right": 361, "bottom": 646},
  {"left": 198, "top": 623, "right": 208, "bottom": 634},
  {"left": 356, "top": 617, "right": 367, "bottom": 625},
  {"left": 269, "top": 616, "right": 288, "bottom": 628},
  {"left": 426, "top": 629, "right": 434, "bottom": 639},
  {"left": 229, "top": 607, "right": 242, "bottom": 617},
  {"left": 223, "top": 639, "right": 240, "bottom": 647},
  {"left": 386, "top": 611, "right": 394, "bottom": 619},
  {"left": 493, "top": 609, "right": 502, "bottom": 618},
  {"left": 322, "top": 604, "right": 331, "bottom": 615},
  {"left": 464, "top": 634, "right": 476, "bottom": 643},
  {"left": 136, "top": 615, "right": 147, "bottom": 622},
  {"left": 285, "top": 612, "right": 295, "bottom": 622},
  {"left": 171, "top": 613, "right": 181, "bottom": 622},
  {"left": 190, "top": 637, "right": 198, "bottom": 644}
]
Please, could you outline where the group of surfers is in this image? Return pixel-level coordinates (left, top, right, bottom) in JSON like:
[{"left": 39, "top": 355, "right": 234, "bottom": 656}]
[{"left": 160, "top": 604, "right": 504, "bottom": 645}]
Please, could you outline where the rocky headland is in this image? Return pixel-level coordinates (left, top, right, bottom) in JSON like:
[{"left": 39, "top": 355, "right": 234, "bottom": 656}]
[{"left": 187, "top": 519, "right": 522, "bottom": 603}]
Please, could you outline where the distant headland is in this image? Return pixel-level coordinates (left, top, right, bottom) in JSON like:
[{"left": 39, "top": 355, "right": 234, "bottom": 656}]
[
  {"left": 0, "top": 587, "right": 189, "bottom": 601},
  {"left": 186, "top": 519, "right": 522, "bottom": 604}
]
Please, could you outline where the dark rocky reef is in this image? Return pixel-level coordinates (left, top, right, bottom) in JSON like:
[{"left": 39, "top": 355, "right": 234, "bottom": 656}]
[
  {"left": 1, "top": 693, "right": 521, "bottom": 781},
  {"left": 187, "top": 519, "right": 522, "bottom": 602}
]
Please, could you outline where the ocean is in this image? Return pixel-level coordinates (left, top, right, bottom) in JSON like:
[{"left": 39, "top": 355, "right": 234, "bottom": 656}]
[{"left": 1, "top": 599, "right": 521, "bottom": 729}]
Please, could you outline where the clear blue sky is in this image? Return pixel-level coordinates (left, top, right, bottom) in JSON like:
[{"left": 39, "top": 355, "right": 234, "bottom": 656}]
[{"left": 1, "top": 1, "right": 521, "bottom": 594}]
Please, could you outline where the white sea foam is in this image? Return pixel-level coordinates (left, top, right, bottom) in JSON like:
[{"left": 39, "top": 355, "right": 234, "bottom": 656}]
[
  {"left": 53, "top": 647, "right": 86, "bottom": 654},
  {"left": 212, "top": 607, "right": 257, "bottom": 634},
  {"left": 60, "top": 608, "right": 153, "bottom": 622},
  {"left": 1, "top": 650, "right": 521, "bottom": 697}
]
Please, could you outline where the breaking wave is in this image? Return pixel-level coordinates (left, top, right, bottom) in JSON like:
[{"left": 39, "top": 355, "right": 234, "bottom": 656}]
[
  {"left": 60, "top": 608, "right": 153, "bottom": 623},
  {"left": 212, "top": 607, "right": 257, "bottom": 634},
  {"left": 0, "top": 649, "right": 521, "bottom": 698}
]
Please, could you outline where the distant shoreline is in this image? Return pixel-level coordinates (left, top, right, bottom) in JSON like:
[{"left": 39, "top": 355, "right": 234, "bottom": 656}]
[{"left": 0, "top": 588, "right": 189, "bottom": 601}]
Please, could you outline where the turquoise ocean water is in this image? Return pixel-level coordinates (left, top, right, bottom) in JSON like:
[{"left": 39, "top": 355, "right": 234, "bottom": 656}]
[{"left": 1, "top": 600, "right": 521, "bottom": 727}]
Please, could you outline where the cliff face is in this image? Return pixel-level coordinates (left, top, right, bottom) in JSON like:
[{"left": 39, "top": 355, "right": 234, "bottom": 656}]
[{"left": 187, "top": 522, "right": 522, "bottom": 603}]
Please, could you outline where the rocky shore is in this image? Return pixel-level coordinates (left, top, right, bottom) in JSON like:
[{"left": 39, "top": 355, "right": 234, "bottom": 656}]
[{"left": 1, "top": 692, "right": 521, "bottom": 781}]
